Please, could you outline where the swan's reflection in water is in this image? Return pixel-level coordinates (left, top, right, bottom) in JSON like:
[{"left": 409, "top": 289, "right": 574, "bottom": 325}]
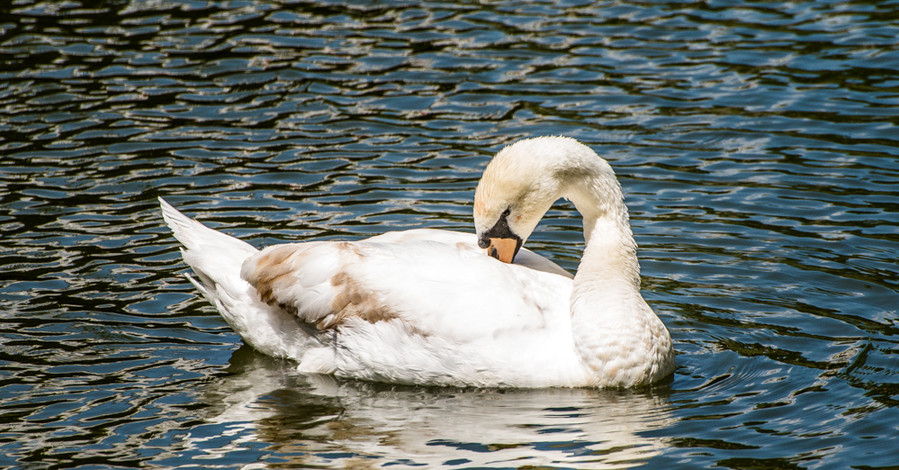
[{"left": 189, "top": 346, "right": 674, "bottom": 468}]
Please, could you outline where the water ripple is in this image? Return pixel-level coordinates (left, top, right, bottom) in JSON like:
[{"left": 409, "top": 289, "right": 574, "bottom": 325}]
[{"left": 1, "top": 0, "right": 898, "bottom": 468}]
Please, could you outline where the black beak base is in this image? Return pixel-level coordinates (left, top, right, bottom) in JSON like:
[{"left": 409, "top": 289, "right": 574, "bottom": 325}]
[{"left": 478, "top": 207, "right": 523, "bottom": 261}]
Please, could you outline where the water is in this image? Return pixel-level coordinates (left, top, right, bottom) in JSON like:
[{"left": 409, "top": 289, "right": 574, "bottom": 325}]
[{"left": 2, "top": 0, "right": 898, "bottom": 468}]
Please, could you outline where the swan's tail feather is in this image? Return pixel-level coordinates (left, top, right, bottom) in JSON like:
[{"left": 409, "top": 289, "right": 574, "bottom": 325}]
[
  {"left": 184, "top": 272, "right": 209, "bottom": 298},
  {"left": 158, "top": 197, "right": 258, "bottom": 297},
  {"left": 158, "top": 197, "right": 256, "bottom": 256},
  {"left": 159, "top": 197, "right": 315, "bottom": 361}
]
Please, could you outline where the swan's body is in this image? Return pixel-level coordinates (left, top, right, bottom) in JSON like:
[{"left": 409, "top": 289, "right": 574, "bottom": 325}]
[{"left": 160, "top": 136, "right": 674, "bottom": 387}]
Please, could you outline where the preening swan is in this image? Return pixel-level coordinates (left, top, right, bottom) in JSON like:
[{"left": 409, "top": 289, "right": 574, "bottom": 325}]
[{"left": 160, "top": 136, "right": 674, "bottom": 387}]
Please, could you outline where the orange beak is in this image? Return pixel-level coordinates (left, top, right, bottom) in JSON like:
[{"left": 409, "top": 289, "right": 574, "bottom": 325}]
[{"left": 485, "top": 237, "right": 519, "bottom": 263}]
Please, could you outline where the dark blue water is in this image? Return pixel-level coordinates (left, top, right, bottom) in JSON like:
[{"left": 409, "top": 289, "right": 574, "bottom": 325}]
[{"left": 2, "top": 1, "right": 898, "bottom": 468}]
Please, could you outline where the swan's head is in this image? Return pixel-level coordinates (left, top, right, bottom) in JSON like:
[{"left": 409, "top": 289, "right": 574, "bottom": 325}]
[
  {"left": 474, "top": 136, "right": 621, "bottom": 263},
  {"left": 473, "top": 136, "right": 588, "bottom": 262}
]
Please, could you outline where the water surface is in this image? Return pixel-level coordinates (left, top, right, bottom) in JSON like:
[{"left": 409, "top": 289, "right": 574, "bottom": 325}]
[{"left": 2, "top": 1, "right": 898, "bottom": 468}]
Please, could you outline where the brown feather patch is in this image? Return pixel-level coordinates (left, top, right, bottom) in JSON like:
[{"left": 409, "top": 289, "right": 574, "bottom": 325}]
[
  {"left": 250, "top": 245, "right": 297, "bottom": 309},
  {"left": 323, "top": 268, "right": 399, "bottom": 329},
  {"left": 247, "top": 242, "right": 400, "bottom": 331}
]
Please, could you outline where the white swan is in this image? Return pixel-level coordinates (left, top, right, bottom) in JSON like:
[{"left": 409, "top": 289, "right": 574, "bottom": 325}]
[{"left": 160, "top": 136, "right": 674, "bottom": 387}]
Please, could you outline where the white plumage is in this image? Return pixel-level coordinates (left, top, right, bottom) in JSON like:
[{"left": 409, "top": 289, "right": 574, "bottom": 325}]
[{"left": 160, "top": 136, "right": 674, "bottom": 387}]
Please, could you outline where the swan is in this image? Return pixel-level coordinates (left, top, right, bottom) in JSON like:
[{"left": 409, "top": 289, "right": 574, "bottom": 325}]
[{"left": 159, "top": 136, "right": 674, "bottom": 387}]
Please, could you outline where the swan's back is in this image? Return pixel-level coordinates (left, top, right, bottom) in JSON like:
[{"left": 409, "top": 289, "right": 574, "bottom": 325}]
[
  {"left": 237, "top": 232, "right": 582, "bottom": 386},
  {"left": 241, "top": 232, "right": 572, "bottom": 342}
]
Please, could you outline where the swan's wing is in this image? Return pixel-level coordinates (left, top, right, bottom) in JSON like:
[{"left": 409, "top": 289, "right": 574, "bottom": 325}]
[{"left": 239, "top": 230, "right": 572, "bottom": 343}]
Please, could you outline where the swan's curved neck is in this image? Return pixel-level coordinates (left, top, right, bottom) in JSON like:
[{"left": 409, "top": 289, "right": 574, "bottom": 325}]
[
  {"left": 565, "top": 173, "right": 667, "bottom": 386},
  {"left": 576, "top": 213, "right": 640, "bottom": 289},
  {"left": 562, "top": 172, "right": 640, "bottom": 291}
]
